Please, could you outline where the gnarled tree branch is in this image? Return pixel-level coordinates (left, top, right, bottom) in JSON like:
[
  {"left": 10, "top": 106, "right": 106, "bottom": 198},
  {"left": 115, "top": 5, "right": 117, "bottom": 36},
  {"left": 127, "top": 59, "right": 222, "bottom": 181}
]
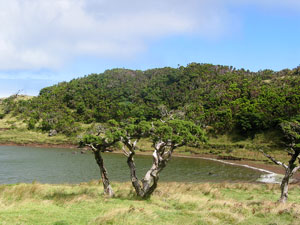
[
  {"left": 259, "top": 149, "right": 288, "bottom": 169},
  {"left": 291, "top": 165, "right": 300, "bottom": 177},
  {"left": 86, "top": 143, "right": 97, "bottom": 152}
]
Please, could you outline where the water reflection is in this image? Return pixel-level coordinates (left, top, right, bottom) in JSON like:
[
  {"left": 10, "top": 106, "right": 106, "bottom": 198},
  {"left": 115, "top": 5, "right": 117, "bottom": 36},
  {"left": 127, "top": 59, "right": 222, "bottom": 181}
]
[{"left": 0, "top": 146, "right": 263, "bottom": 184}]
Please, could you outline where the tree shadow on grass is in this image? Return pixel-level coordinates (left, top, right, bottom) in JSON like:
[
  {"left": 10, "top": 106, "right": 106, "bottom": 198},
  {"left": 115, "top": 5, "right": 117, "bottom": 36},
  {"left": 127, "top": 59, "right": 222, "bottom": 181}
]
[
  {"left": 43, "top": 191, "right": 79, "bottom": 203},
  {"left": 113, "top": 189, "right": 148, "bottom": 201}
]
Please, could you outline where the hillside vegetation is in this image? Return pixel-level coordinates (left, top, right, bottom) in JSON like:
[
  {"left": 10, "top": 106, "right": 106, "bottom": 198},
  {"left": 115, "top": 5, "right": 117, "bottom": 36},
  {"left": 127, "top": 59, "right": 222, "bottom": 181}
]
[
  {"left": 3, "top": 63, "right": 300, "bottom": 136},
  {"left": 1, "top": 63, "right": 300, "bottom": 158}
]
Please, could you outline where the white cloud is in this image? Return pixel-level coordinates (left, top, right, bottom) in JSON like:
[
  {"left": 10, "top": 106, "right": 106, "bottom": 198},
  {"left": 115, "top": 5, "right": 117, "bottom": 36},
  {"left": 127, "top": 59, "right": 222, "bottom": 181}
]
[
  {"left": 0, "top": 0, "right": 236, "bottom": 71},
  {"left": 0, "top": 0, "right": 298, "bottom": 71}
]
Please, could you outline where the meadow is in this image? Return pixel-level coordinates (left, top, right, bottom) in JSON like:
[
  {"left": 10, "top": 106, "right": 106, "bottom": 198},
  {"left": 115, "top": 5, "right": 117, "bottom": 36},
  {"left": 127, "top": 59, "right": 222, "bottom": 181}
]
[{"left": 0, "top": 182, "right": 299, "bottom": 225}]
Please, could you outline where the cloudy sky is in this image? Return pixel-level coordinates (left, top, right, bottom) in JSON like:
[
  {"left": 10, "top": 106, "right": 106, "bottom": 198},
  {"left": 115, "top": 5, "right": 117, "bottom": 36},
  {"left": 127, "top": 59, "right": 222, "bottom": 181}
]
[{"left": 0, "top": 0, "right": 299, "bottom": 97}]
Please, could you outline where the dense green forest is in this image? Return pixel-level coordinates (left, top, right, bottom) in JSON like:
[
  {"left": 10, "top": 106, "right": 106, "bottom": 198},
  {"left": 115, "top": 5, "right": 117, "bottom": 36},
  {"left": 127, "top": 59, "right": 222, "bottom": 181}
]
[{"left": 2, "top": 63, "right": 300, "bottom": 137}]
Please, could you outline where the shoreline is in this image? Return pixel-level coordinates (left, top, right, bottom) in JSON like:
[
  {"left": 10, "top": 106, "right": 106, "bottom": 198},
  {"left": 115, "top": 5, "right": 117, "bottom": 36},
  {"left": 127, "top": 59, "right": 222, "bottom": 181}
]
[
  {"left": 0, "top": 142, "right": 77, "bottom": 149},
  {"left": 1, "top": 141, "right": 299, "bottom": 183},
  {"left": 138, "top": 152, "right": 300, "bottom": 183}
]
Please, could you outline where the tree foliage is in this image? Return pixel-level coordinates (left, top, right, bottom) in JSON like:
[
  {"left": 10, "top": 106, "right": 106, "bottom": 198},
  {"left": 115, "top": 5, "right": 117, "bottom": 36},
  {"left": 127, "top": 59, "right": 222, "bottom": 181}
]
[
  {"left": 280, "top": 117, "right": 300, "bottom": 149},
  {"left": 5, "top": 64, "right": 300, "bottom": 136},
  {"left": 119, "top": 119, "right": 207, "bottom": 198}
]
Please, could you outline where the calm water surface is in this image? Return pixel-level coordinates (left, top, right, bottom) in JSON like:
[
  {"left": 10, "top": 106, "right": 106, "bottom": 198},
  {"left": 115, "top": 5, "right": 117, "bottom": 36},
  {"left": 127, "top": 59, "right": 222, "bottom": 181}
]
[{"left": 0, "top": 146, "right": 263, "bottom": 184}]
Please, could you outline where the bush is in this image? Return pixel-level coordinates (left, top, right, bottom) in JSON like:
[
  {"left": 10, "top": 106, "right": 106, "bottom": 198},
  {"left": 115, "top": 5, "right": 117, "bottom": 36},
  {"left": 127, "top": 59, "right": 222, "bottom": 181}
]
[{"left": 27, "top": 118, "right": 37, "bottom": 130}]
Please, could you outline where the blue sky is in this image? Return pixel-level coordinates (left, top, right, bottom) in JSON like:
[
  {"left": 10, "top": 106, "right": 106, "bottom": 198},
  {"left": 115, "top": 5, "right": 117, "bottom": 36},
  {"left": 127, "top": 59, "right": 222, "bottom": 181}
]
[{"left": 0, "top": 0, "right": 299, "bottom": 97}]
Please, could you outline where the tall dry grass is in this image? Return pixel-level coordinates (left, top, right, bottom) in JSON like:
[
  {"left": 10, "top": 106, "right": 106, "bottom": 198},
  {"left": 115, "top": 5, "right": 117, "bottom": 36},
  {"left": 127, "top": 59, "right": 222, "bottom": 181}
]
[{"left": 1, "top": 182, "right": 299, "bottom": 224}]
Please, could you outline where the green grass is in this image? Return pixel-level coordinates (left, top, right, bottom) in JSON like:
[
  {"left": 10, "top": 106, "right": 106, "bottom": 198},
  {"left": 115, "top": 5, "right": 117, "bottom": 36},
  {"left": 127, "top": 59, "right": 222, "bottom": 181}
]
[
  {"left": 0, "top": 128, "right": 75, "bottom": 145},
  {"left": 0, "top": 182, "right": 299, "bottom": 225},
  {"left": 0, "top": 112, "right": 76, "bottom": 145},
  {"left": 136, "top": 129, "right": 291, "bottom": 163}
]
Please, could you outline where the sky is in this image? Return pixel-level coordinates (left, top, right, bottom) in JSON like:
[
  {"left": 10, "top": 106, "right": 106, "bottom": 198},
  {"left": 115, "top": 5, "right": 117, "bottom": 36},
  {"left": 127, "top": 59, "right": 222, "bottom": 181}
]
[{"left": 0, "top": 0, "right": 300, "bottom": 97}]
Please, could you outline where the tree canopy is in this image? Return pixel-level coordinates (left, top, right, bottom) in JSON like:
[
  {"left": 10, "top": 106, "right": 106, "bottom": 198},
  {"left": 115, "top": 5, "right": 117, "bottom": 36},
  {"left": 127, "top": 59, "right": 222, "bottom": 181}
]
[
  {"left": 119, "top": 119, "right": 207, "bottom": 198},
  {"left": 3, "top": 63, "right": 300, "bottom": 137}
]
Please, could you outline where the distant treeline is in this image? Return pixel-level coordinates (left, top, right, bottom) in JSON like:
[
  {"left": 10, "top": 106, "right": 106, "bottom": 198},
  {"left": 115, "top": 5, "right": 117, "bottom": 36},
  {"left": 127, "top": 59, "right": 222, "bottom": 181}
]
[{"left": 3, "top": 63, "right": 300, "bottom": 136}]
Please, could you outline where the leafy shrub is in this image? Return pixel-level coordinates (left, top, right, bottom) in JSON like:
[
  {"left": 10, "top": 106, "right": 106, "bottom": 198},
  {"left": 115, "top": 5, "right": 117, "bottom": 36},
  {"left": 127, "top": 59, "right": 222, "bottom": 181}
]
[{"left": 27, "top": 118, "right": 37, "bottom": 130}]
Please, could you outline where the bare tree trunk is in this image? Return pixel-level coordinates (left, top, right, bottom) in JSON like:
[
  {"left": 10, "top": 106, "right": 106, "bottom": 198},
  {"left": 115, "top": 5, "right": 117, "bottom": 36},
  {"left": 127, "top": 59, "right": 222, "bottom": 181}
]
[
  {"left": 123, "top": 138, "right": 176, "bottom": 198},
  {"left": 259, "top": 149, "right": 300, "bottom": 203},
  {"left": 279, "top": 152, "right": 299, "bottom": 203},
  {"left": 127, "top": 151, "right": 144, "bottom": 196},
  {"left": 140, "top": 147, "right": 174, "bottom": 198},
  {"left": 122, "top": 139, "right": 144, "bottom": 197},
  {"left": 141, "top": 151, "right": 166, "bottom": 198},
  {"left": 94, "top": 150, "right": 114, "bottom": 197},
  {"left": 279, "top": 170, "right": 290, "bottom": 203},
  {"left": 125, "top": 147, "right": 170, "bottom": 198},
  {"left": 127, "top": 152, "right": 161, "bottom": 198}
]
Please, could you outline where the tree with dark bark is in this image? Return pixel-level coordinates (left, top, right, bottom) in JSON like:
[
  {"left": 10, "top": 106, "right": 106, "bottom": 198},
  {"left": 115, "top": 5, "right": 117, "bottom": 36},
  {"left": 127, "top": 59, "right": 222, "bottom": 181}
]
[
  {"left": 81, "top": 120, "right": 122, "bottom": 197},
  {"left": 121, "top": 119, "right": 207, "bottom": 198},
  {"left": 119, "top": 119, "right": 152, "bottom": 197},
  {"left": 260, "top": 119, "right": 300, "bottom": 203}
]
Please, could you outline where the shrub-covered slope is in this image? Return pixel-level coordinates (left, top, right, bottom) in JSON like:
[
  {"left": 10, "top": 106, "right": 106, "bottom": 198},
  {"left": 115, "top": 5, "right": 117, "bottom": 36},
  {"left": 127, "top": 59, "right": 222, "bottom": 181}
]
[{"left": 4, "top": 63, "right": 300, "bottom": 136}]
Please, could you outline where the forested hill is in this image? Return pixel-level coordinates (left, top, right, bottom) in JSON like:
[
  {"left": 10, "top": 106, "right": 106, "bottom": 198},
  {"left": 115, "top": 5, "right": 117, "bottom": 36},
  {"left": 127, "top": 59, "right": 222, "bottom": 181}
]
[{"left": 4, "top": 63, "right": 300, "bottom": 136}]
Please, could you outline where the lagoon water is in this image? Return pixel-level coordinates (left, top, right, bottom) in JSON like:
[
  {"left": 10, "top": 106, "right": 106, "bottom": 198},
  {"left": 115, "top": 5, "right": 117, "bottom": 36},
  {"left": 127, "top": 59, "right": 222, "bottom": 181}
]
[{"left": 0, "top": 146, "right": 263, "bottom": 184}]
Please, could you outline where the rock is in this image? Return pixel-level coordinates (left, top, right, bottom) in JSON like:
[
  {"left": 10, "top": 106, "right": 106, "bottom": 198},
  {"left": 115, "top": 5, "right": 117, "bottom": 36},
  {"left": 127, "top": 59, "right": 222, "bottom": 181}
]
[{"left": 48, "top": 129, "right": 57, "bottom": 137}]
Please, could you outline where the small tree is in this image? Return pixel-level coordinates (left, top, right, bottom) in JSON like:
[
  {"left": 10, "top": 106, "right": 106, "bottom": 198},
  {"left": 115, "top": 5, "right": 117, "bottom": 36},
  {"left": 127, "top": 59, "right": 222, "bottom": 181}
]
[
  {"left": 81, "top": 120, "right": 122, "bottom": 197},
  {"left": 260, "top": 119, "right": 300, "bottom": 203},
  {"left": 121, "top": 119, "right": 206, "bottom": 198},
  {"left": 120, "top": 119, "right": 151, "bottom": 196}
]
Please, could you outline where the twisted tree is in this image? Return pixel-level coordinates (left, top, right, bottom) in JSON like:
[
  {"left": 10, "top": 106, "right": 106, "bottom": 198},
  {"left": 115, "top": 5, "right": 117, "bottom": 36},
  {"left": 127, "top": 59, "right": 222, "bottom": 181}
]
[
  {"left": 81, "top": 120, "right": 122, "bottom": 197},
  {"left": 120, "top": 119, "right": 151, "bottom": 196},
  {"left": 121, "top": 119, "right": 207, "bottom": 198},
  {"left": 260, "top": 118, "right": 300, "bottom": 203}
]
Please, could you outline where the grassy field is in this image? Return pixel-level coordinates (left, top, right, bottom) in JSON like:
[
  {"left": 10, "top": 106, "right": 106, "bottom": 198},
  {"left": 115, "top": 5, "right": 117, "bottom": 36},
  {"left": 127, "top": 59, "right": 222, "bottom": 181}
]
[
  {"left": 0, "top": 182, "right": 299, "bottom": 225},
  {"left": 0, "top": 113, "right": 77, "bottom": 146},
  {"left": 0, "top": 128, "right": 76, "bottom": 146}
]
